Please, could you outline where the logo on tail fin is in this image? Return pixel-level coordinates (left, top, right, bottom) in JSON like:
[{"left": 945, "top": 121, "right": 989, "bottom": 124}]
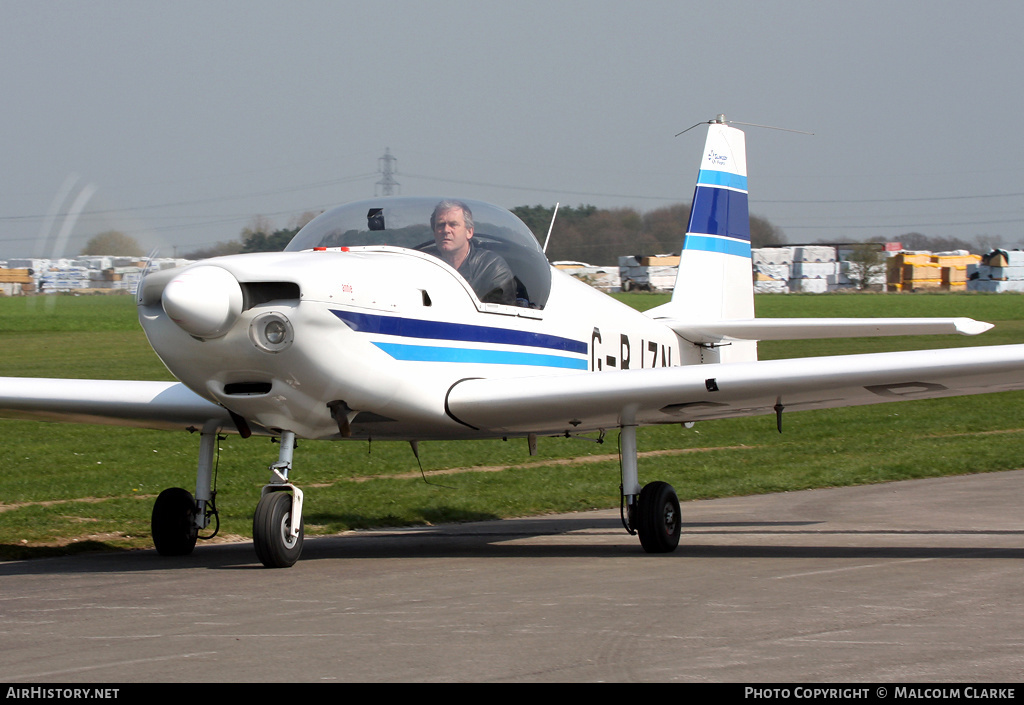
[{"left": 706, "top": 150, "right": 729, "bottom": 167}]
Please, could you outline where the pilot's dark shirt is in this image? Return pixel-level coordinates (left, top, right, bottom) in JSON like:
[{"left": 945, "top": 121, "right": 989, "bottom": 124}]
[
  {"left": 426, "top": 243, "right": 516, "bottom": 305},
  {"left": 456, "top": 244, "right": 516, "bottom": 305}
]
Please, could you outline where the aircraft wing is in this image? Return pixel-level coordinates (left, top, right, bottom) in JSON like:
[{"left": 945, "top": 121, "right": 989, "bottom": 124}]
[
  {"left": 0, "top": 377, "right": 235, "bottom": 432},
  {"left": 445, "top": 344, "right": 1024, "bottom": 434},
  {"left": 651, "top": 317, "right": 993, "bottom": 344}
]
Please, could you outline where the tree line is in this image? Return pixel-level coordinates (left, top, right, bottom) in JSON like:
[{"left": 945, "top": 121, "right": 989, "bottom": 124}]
[{"left": 511, "top": 204, "right": 785, "bottom": 264}]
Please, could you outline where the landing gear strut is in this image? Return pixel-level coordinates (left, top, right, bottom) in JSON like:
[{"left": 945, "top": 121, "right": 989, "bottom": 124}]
[
  {"left": 619, "top": 424, "right": 681, "bottom": 553},
  {"left": 252, "top": 431, "right": 304, "bottom": 568},
  {"left": 151, "top": 423, "right": 219, "bottom": 557}
]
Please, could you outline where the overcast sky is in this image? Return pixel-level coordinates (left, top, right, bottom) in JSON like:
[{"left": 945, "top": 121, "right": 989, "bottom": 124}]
[{"left": 2, "top": 0, "right": 1022, "bottom": 259}]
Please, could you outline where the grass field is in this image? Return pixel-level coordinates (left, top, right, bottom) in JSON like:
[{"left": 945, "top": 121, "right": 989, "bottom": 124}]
[{"left": 1, "top": 291, "right": 1023, "bottom": 560}]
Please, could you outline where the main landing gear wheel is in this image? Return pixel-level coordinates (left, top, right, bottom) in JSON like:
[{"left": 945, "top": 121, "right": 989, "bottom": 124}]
[
  {"left": 253, "top": 491, "right": 304, "bottom": 568},
  {"left": 636, "top": 481, "right": 681, "bottom": 553},
  {"left": 151, "top": 487, "right": 199, "bottom": 556}
]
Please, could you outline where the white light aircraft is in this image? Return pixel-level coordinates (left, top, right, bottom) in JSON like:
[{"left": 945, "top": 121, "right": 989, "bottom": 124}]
[{"left": 4, "top": 116, "right": 1024, "bottom": 568}]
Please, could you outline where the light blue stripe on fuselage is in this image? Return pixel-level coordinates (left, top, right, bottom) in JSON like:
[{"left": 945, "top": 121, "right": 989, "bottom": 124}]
[
  {"left": 682, "top": 234, "right": 752, "bottom": 259},
  {"left": 373, "top": 342, "right": 589, "bottom": 369},
  {"left": 696, "top": 169, "right": 747, "bottom": 191}
]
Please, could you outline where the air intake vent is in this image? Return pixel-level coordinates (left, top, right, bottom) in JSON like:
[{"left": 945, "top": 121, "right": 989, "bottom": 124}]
[
  {"left": 242, "top": 282, "right": 300, "bottom": 310},
  {"left": 224, "top": 382, "right": 273, "bottom": 395}
]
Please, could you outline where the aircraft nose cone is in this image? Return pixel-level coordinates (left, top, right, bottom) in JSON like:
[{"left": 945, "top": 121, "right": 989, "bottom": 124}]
[{"left": 162, "top": 265, "right": 244, "bottom": 339}]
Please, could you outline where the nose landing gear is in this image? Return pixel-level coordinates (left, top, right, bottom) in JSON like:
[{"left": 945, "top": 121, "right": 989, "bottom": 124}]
[{"left": 252, "top": 431, "right": 305, "bottom": 568}]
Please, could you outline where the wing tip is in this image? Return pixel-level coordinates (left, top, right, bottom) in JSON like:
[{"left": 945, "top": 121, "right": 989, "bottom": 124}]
[{"left": 955, "top": 318, "right": 994, "bottom": 336}]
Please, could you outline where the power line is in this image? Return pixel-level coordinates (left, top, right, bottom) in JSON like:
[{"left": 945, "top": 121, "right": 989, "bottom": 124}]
[
  {"left": 758, "top": 192, "right": 1024, "bottom": 204},
  {"left": 0, "top": 173, "right": 377, "bottom": 224}
]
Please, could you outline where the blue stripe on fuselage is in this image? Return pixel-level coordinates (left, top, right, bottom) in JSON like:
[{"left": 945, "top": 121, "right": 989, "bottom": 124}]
[
  {"left": 331, "top": 309, "right": 588, "bottom": 355},
  {"left": 373, "top": 342, "right": 589, "bottom": 369}
]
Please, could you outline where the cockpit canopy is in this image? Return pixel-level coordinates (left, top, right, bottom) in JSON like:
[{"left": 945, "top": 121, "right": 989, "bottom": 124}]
[{"left": 286, "top": 197, "right": 551, "bottom": 308}]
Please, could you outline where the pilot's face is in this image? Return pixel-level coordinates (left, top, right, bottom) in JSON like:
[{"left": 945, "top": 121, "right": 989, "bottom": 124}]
[{"left": 433, "top": 207, "right": 473, "bottom": 262}]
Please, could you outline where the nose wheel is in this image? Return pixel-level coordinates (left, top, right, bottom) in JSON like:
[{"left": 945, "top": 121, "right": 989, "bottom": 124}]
[
  {"left": 252, "top": 431, "right": 305, "bottom": 568},
  {"left": 253, "top": 490, "right": 304, "bottom": 568}
]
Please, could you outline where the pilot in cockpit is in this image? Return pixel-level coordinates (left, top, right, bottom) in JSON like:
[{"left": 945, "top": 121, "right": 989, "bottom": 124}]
[{"left": 429, "top": 199, "right": 516, "bottom": 305}]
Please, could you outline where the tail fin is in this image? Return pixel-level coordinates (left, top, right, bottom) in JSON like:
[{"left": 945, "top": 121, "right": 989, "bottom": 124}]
[
  {"left": 647, "top": 119, "right": 990, "bottom": 364},
  {"left": 671, "top": 117, "right": 753, "bottom": 320},
  {"left": 646, "top": 117, "right": 756, "bottom": 362}
]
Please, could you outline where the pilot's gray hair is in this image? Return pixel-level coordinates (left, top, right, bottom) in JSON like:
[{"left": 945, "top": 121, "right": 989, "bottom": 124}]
[{"left": 431, "top": 200, "right": 474, "bottom": 230}]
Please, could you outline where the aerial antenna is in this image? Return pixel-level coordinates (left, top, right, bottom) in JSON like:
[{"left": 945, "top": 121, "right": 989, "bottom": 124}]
[
  {"left": 675, "top": 114, "right": 814, "bottom": 137},
  {"left": 542, "top": 202, "right": 559, "bottom": 254},
  {"left": 410, "top": 440, "right": 454, "bottom": 489}
]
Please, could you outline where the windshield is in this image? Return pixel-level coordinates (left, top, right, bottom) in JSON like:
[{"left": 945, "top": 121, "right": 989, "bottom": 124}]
[{"left": 287, "top": 197, "right": 551, "bottom": 308}]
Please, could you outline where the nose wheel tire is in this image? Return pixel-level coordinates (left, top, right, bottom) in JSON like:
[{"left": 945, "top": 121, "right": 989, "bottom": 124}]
[
  {"left": 152, "top": 487, "right": 199, "bottom": 556},
  {"left": 636, "top": 481, "right": 681, "bottom": 553},
  {"left": 253, "top": 491, "right": 304, "bottom": 568}
]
